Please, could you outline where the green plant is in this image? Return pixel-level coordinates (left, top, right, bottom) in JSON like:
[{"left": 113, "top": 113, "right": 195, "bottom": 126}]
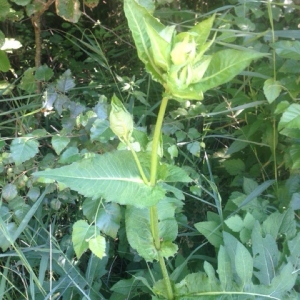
[{"left": 1, "top": 0, "right": 300, "bottom": 299}]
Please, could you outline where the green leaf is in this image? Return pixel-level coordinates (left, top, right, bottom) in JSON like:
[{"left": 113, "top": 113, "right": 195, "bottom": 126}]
[
  {"left": 251, "top": 222, "right": 278, "bottom": 285},
  {"left": 272, "top": 40, "right": 300, "bottom": 60},
  {"left": 0, "top": 222, "right": 17, "bottom": 252},
  {"left": 19, "top": 67, "right": 37, "bottom": 93},
  {"left": 223, "top": 232, "right": 253, "bottom": 286},
  {"left": 0, "top": 50, "right": 10, "bottom": 72},
  {"left": 11, "top": 0, "right": 30, "bottom": 5},
  {"left": 88, "top": 235, "right": 106, "bottom": 259},
  {"left": 56, "top": 69, "right": 75, "bottom": 92},
  {"left": 0, "top": 0, "right": 10, "bottom": 20},
  {"left": 90, "top": 119, "right": 114, "bottom": 143},
  {"left": 263, "top": 78, "right": 282, "bottom": 103},
  {"left": 51, "top": 135, "right": 70, "bottom": 155},
  {"left": 34, "top": 64, "right": 54, "bottom": 81},
  {"left": 57, "top": 146, "right": 80, "bottom": 164},
  {"left": 2, "top": 183, "right": 18, "bottom": 201},
  {"left": 124, "top": 0, "right": 165, "bottom": 83},
  {"left": 197, "top": 49, "right": 265, "bottom": 93},
  {"left": 223, "top": 159, "right": 245, "bottom": 175},
  {"left": 95, "top": 202, "right": 121, "bottom": 238},
  {"left": 34, "top": 151, "right": 165, "bottom": 208},
  {"left": 225, "top": 215, "right": 244, "bottom": 233},
  {"left": 194, "top": 221, "right": 222, "bottom": 248},
  {"left": 56, "top": 0, "right": 81, "bottom": 23},
  {"left": 83, "top": 0, "right": 99, "bottom": 8},
  {"left": 10, "top": 137, "right": 39, "bottom": 165},
  {"left": 126, "top": 198, "right": 178, "bottom": 261},
  {"left": 72, "top": 220, "right": 95, "bottom": 259},
  {"left": 243, "top": 177, "right": 258, "bottom": 195},
  {"left": 278, "top": 103, "right": 300, "bottom": 132},
  {"left": 217, "top": 245, "right": 233, "bottom": 291},
  {"left": 145, "top": 21, "right": 171, "bottom": 70}
]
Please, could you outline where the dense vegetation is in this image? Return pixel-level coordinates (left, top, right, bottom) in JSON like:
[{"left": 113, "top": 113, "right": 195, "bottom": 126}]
[{"left": 0, "top": 0, "right": 300, "bottom": 299}]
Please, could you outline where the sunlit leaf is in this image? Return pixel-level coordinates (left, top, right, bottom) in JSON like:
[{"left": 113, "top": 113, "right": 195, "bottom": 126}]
[
  {"left": 88, "top": 235, "right": 106, "bottom": 259},
  {"left": 56, "top": 69, "right": 75, "bottom": 92},
  {"left": 72, "top": 220, "right": 95, "bottom": 258},
  {"left": 0, "top": 50, "right": 10, "bottom": 72},
  {"left": 34, "top": 151, "right": 165, "bottom": 208},
  {"left": 263, "top": 78, "right": 282, "bottom": 103}
]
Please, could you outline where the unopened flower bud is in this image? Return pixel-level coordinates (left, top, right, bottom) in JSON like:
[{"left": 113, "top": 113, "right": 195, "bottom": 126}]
[{"left": 109, "top": 94, "right": 133, "bottom": 142}]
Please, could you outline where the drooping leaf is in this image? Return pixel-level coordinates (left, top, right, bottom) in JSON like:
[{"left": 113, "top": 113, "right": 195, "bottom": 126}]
[
  {"left": 34, "top": 151, "right": 165, "bottom": 208},
  {"left": 88, "top": 235, "right": 106, "bottom": 259},
  {"left": 10, "top": 137, "right": 39, "bottom": 165},
  {"left": 263, "top": 78, "right": 282, "bottom": 104},
  {"left": 55, "top": 0, "right": 81, "bottom": 23},
  {"left": 72, "top": 220, "right": 95, "bottom": 259},
  {"left": 124, "top": 0, "right": 165, "bottom": 83}
]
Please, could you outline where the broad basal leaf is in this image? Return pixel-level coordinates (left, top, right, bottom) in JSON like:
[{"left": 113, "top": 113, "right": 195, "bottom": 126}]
[
  {"left": 10, "top": 137, "right": 39, "bottom": 165},
  {"left": 217, "top": 246, "right": 233, "bottom": 291},
  {"left": 34, "top": 151, "right": 165, "bottom": 207}
]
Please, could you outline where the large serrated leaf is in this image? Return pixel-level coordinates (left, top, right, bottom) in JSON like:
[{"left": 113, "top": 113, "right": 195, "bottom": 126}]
[
  {"left": 34, "top": 151, "right": 165, "bottom": 207},
  {"left": 55, "top": 69, "right": 75, "bottom": 92},
  {"left": 10, "top": 137, "right": 39, "bottom": 165}
]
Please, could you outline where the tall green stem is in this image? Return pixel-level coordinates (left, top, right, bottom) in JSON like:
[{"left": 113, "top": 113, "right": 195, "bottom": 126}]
[
  {"left": 149, "top": 96, "right": 173, "bottom": 299},
  {"left": 150, "top": 96, "right": 169, "bottom": 186}
]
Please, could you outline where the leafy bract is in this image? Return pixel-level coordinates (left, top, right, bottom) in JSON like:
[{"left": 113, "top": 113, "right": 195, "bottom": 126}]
[{"left": 34, "top": 151, "right": 165, "bottom": 207}]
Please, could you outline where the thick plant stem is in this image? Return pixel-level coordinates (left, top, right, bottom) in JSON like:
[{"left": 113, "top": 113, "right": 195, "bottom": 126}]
[
  {"left": 149, "top": 96, "right": 173, "bottom": 299},
  {"left": 150, "top": 97, "right": 169, "bottom": 186}
]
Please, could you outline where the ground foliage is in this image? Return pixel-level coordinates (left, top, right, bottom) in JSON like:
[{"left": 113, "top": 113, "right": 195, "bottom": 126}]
[{"left": 0, "top": 0, "right": 300, "bottom": 299}]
